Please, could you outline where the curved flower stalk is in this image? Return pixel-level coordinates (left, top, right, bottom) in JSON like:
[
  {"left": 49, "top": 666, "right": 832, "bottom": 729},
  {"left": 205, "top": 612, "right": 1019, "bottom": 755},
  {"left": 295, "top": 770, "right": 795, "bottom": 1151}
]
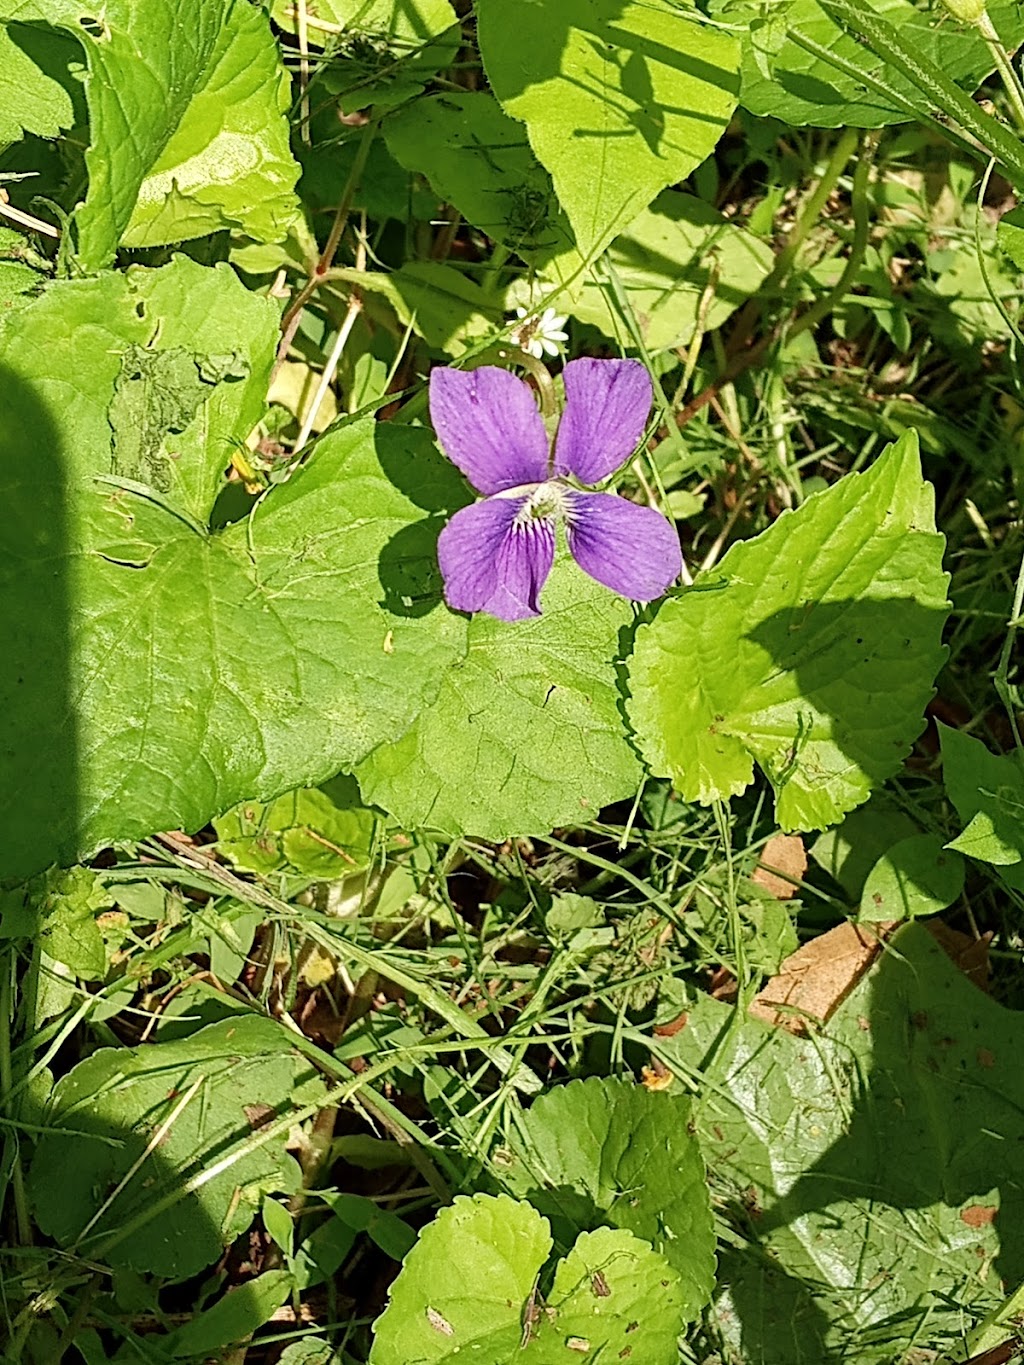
[{"left": 431, "top": 358, "right": 683, "bottom": 622}]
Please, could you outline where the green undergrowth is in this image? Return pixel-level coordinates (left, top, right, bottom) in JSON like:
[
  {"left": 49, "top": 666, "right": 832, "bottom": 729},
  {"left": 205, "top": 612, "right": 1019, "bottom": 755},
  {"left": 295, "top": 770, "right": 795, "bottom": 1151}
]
[{"left": 5, "top": 0, "right": 1024, "bottom": 1362}]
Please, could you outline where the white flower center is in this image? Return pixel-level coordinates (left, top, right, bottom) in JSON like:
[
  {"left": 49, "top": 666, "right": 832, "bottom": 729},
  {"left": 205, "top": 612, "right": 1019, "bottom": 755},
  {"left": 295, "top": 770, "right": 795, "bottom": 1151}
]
[{"left": 515, "top": 480, "right": 565, "bottom": 525}]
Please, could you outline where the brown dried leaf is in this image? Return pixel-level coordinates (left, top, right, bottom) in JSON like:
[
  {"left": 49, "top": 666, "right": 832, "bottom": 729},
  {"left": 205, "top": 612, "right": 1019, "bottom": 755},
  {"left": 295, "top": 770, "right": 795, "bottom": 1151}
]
[
  {"left": 960, "top": 1203, "right": 997, "bottom": 1228},
  {"left": 751, "top": 833, "right": 807, "bottom": 900},
  {"left": 749, "top": 920, "right": 895, "bottom": 1034},
  {"left": 925, "top": 920, "right": 991, "bottom": 993}
]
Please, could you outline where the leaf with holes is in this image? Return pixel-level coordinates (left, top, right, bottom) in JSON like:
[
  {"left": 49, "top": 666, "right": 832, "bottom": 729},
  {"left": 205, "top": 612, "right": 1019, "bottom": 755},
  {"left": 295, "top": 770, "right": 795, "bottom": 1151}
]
[
  {"left": 0, "top": 255, "right": 466, "bottom": 880},
  {"left": 369, "top": 1193, "right": 687, "bottom": 1365},
  {"left": 494, "top": 1076, "right": 715, "bottom": 1319}
]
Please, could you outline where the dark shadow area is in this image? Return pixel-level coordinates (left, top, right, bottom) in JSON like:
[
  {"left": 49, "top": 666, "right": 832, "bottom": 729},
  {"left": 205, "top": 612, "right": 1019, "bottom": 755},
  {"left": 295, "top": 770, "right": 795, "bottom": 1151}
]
[
  {"left": 777, "top": 70, "right": 854, "bottom": 112},
  {"left": 743, "top": 595, "right": 949, "bottom": 801},
  {"left": 377, "top": 517, "right": 448, "bottom": 618},
  {"left": 682, "top": 923, "right": 1023, "bottom": 1362},
  {"left": 712, "top": 1246, "right": 834, "bottom": 1365},
  {"left": 0, "top": 364, "right": 75, "bottom": 886},
  {"left": 6, "top": 23, "right": 88, "bottom": 120},
  {"left": 760, "top": 925, "right": 1024, "bottom": 1286},
  {"left": 371, "top": 420, "right": 469, "bottom": 618}
]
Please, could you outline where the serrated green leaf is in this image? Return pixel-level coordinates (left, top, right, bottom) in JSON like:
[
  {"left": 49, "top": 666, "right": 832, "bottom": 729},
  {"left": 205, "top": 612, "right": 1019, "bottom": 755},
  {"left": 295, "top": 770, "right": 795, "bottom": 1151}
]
[
  {"left": 545, "top": 189, "right": 773, "bottom": 352},
  {"left": 384, "top": 92, "right": 576, "bottom": 264},
  {"left": 710, "top": 0, "right": 1024, "bottom": 128},
  {"left": 476, "top": 0, "right": 739, "bottom": 259},
  {"left": 526, "top": 1227, "right": 685, "bottom": 1365},
  {"left": 370, "top": 1194, "right": 686, "bottom": 1365},
  {"left": 369, "top": 1193, "right": 552, "bottom": 1363},
  {"left": 496, "top": 1076, "right": 715, "bottom": 1319},
  {"left": 356, "top": 561, "right": 640, "bottom": 838},
  {"left": 627, "top": 432, "right": 950, "bottom": 830},
  {"left": 661, "top": 922, "right": 1019, "bottom": 1361},
  {"left": 28, "top": 1017, "right": 326, "bottom": 1276},
  {"left": 859, "top": 833, "right": 964, "bottom": 921},
  {"left": 940, "top": 723, "right": 1024, "bottom": 879},
  {"left": 14, "top": 0, "right": 298, "bottom": 268},
  {"left": 0, "top": 257, "right": 466, "bottom": 879}
]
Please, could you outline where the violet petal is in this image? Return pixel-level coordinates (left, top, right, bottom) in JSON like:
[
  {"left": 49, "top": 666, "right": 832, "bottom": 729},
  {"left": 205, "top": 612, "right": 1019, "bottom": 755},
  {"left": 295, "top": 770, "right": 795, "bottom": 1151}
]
[
  {"left": 553, "top": 358, "right": 653, "bottom": 485},
  {"left": 438, "top": 496, "right": 555, "bottom": 622},
  {"left": 429, "top": 366, "right": 550, "bottom": 495},
  {"left": 566, "top": 491, "right": 681, "bottom": 602}
]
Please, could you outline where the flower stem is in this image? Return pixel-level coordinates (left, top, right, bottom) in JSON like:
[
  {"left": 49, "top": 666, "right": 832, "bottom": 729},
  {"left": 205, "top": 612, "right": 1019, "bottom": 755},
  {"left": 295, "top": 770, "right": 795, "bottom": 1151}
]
[
  {"left": 516, "top": 352, "right": 557, "bottom": 416},
  {"left": 276, "top": 117, "right": 377, "bottom": 365}
]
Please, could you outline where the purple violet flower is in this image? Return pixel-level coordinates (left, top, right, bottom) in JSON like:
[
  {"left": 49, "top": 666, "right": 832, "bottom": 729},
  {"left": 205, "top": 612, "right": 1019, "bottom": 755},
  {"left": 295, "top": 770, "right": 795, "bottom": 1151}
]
[{"left": 431, "top": 358, "right": 683, "bottom": 622}]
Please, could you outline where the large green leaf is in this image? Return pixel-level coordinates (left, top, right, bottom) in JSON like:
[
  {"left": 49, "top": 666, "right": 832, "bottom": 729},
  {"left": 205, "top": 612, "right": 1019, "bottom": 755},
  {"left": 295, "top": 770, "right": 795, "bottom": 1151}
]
[
  {"left": 357, "top": 560, "right": 641, "bottom": 838},
  {"left": 711, "top": 0, "right": 1024, "bottom": 128},
  {"left": 370, "top": 1194, "right": 551, "bottom": 1363},
  {"left": 28, "top": 1017, "right": 326, "bottom": 1277},
  {"left": 475, "top": 0, "right": 740, "bottom": 259},
  {"left": 495, "top": 1076, "right": 715, "bottom": 1319},
  {"left": 120, "top": 0, "right": 298, "bottom": 249},
  {"left": 0, "top": 256, "right": 466, "bottom": 880},
  {"left": 546, "top": 189, "right": 774, "bottom": 352},
  {"left": 384, "top": 92, "right": 577, "bottom": 264},
  {"left": 627, "top": 432, "right": 950, "bottom": 830},
  {"left": 10, "top": 0, "right": 298, "bottom": 267},
  {"left": 660, "top": 922, "right": 1020, "bottom": 1361}
]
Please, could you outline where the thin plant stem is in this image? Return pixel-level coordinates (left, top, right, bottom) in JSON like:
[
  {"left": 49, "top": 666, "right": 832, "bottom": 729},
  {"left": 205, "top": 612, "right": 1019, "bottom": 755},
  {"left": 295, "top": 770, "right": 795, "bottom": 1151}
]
[
  {"left": 296, "top": 0, "right": 311, "bottom": 146},
  {"left": 294, "top": 214, "right": 367, "bottom": 451},
  {"left": 0, "top": 950, "right": 30, "bottom": 1247},
  {"left": 978, "top": 11, "right": 1024, "bottom": 136},
  {"left": 276, "top": 118, "right": 377, "bottom": 365},
  {"left": 788, "top": 130, "right": 876, "bottom": 344},
  {"left": 995, "top": 536, "right": 1024, "bottom": 748},
  {"left": 0, "top": 197, "right": 59, "bottom": 239},
  {"left": 757, "top": 125, "right": 859, "bottom": 303}
]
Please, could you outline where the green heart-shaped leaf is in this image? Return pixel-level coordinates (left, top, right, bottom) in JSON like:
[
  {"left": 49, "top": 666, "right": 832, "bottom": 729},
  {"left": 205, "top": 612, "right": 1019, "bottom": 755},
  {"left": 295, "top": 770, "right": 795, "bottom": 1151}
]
[{"left": 0, "top": 256, "right": 465, "bottom": 880}]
